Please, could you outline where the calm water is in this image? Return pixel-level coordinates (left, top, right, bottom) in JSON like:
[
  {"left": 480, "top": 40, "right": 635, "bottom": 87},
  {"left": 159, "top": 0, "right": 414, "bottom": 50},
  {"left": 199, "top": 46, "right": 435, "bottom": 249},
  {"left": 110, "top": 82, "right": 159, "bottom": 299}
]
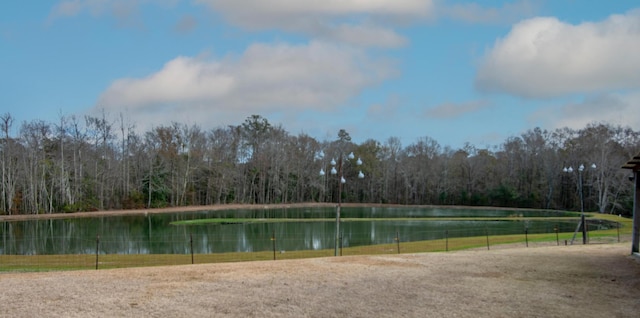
[{"left": 1, "top": 207, "right": 606, "bottom": 255}]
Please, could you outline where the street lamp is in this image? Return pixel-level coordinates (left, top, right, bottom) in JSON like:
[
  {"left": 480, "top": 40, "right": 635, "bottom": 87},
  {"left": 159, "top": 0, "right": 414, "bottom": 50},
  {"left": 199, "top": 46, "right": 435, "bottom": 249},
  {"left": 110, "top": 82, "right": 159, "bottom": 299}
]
[
  {"left": 563, "top": 163, "right": 597, "bottom": 244},
  {"left": 320, "top": 151, "right": 364, "bottom": 256}
]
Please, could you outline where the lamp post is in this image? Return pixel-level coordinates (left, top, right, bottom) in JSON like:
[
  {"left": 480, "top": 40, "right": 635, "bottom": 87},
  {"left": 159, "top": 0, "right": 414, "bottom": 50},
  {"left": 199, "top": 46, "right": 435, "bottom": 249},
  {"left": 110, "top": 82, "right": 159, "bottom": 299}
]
[
  {"left": 320, "top": 151, "right": 364, "bottom": 256},
  {"left": 563, "top": 163, "right": 596, "bottom": 244}
]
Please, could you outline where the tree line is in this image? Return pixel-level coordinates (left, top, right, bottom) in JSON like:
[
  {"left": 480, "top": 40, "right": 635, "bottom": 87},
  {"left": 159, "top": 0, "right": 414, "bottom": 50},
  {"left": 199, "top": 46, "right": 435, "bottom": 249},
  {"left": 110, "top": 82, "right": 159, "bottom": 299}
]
[{"left": 1, "top": 112, "right": 639, "bottom": 215}]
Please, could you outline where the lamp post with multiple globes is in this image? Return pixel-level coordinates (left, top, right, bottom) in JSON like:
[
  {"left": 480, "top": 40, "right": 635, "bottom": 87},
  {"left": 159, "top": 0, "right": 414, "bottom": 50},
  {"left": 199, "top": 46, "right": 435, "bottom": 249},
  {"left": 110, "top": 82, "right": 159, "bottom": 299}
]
[
  {"left": 563, "top": 163, "right": 596, "bottom": 244},
  {"left": 320, "top": 151, "right": 364, "bottom": 256}
]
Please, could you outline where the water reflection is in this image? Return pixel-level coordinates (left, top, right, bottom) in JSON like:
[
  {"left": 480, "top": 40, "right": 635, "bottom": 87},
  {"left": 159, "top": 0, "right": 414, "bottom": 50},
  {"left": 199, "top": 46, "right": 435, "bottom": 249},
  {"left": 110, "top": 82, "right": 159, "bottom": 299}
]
[{"left": 0, "top": 207, "right": 607, "bottom": 255}]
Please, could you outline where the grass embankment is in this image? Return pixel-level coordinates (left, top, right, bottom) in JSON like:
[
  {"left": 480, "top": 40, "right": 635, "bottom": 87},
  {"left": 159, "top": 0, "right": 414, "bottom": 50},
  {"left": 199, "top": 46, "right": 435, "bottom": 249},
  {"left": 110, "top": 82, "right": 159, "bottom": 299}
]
[
  {"left": 170, "top": 216, "right": 583, "bottom": 225},
  {"left": 1, "top": 213, "right": 632, "bottom": 272}
]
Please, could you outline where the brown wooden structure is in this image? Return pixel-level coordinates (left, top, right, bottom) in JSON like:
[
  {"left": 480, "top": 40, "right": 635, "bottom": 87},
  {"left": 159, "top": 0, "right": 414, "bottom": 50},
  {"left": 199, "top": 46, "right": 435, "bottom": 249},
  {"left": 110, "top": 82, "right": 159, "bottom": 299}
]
[{"left": 622, "top": 153, "right": 640, "bottom": 254}]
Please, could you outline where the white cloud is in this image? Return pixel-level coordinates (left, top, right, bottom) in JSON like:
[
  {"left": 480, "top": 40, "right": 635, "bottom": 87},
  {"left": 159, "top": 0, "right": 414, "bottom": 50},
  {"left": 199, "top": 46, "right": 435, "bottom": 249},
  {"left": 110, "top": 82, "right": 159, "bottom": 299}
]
[
  {"left": 95, "top": 41, "right": 396, "bottom": 130},
  {"left": 315, "top": 23, "right": 407, "bottom": 48},
  {"left": 194, "top": 0, "right": 434, "bottom": 47},
  {"left": 529, "top": 92, "right": 640, "bottom": 130},
  {"left": 442, "top": 0, "right": 538, "bottom": 25},
  {"left": 196, "top": 0, "right": 432, "bottom": 21},
  {"left": 476, "top": 9, "right": 640, "bottom": 98},
  {"left": 98, "top": 56, "right": 235, "bottom": 107}
]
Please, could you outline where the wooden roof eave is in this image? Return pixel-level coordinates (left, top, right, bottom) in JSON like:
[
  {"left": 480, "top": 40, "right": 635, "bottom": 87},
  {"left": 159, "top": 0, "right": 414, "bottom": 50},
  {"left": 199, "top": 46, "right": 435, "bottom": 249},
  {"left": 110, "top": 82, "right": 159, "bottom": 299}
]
[{"left": 622, "top": 154, "right": 640, "bottom": 171}]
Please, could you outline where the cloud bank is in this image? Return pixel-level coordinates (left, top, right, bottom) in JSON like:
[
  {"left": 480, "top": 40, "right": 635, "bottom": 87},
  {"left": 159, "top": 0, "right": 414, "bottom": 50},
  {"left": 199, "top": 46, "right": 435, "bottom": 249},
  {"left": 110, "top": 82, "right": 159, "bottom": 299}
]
[
  {"left": 530, "top": 93, "right": 640, "bottom": 131},
  {"left": 476, "top": 9, "right": 640, "bottom": 98},
  {"left": 195, "top": 0, "right": 435, "bottom": 48},
  {"left": 96, "top": 41, "right": 396, "bottom": 129}
]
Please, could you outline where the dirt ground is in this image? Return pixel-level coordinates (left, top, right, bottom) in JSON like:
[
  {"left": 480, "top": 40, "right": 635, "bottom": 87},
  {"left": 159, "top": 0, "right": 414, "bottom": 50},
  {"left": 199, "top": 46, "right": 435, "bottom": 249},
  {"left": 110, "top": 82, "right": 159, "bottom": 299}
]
[
  {"left": 0, "top": 243, "right": 638, "bottom": 317},
  {"left": 1, "top": 204, "right": 640, "bottom": 317}
]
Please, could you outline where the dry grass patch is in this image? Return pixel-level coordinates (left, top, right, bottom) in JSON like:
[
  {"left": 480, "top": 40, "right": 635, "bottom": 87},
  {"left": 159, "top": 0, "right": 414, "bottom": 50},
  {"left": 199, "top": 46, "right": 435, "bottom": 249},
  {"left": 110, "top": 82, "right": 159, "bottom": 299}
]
[{"left": 1, "top": 243, "right": 639, "bottom": 317}]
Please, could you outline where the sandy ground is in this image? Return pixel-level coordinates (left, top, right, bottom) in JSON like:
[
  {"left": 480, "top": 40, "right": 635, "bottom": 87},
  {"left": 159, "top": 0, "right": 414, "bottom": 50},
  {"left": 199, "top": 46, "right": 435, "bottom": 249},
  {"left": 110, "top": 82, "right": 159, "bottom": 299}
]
[{"left": 1, "top": 243, "right": 639, "bottom": 318}]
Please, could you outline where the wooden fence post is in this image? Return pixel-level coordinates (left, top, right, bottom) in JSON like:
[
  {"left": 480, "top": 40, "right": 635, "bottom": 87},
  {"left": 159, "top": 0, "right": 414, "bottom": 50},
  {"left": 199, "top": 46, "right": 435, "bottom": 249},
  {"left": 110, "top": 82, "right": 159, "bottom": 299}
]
[
  {"left": 271, "top": 231, "right": 276, "bottom": 261},
  {"left": 95, "top": 235, "right": 100, "bottom": 270},
  {"left": 190, "top": 233, "right": 194, "bottom": 264},
  {"left": 485, "top": 228, "right": 490, "bottom": 250},
  {"left": 445, "top": 230, "right": 449, "bottom": 252}
]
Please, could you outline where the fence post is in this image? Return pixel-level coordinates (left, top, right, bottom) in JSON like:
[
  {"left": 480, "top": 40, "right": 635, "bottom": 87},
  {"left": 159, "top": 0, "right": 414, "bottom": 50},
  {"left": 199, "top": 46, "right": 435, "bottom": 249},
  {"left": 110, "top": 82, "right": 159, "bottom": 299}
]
[
  {"left": 95, "top": 235, "right": 100, "bottom": 270},
  {"left": 445, "top": 230, "right": 449, "bottom": 252},
  {"left": 585, "top": 220, "right": 589, "bottom": 244},
  {"left": 617, "top": 222, "right": 620, "bottom": 243},
  {"left": 525, "top": 228, "right": 529, "bottom": 247},
  {"left": 340, "top": 233, "right": 343, "bottom": 256},
  {"left": 555, "top": 226, "right": 559, "bottom": 246},
  {"left": 271, "top": 231, "right": 276, "bottom": 261},
  {"left": 485, "top": 228, "right": 490, "bottom": 250},
  {"left": 395, "top": 231, "right": 400, "bottom": 254},
  {"left": 190, "top": 233, "right": 194, "bottom": 265}
]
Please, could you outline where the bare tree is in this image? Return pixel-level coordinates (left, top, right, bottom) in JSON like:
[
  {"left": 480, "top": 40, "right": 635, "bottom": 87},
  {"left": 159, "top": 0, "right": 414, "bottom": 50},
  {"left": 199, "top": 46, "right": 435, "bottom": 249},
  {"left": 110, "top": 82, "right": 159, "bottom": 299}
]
[
  {"left": 19, "top": 120, "right": 52, "bottom": 213},
  {"left": 353, "top": 138, "right": 381, "bottom": 203},
  {"left": 405, "top": 136, "right": 441, "bottom": 204},
  {"left": 240, "top": 115, "right": 273, "bottom": 204},
  {"left": 205, "top": 126, "right": 241, "bottom": 204},
  {"left": 380, "top": 137, "right": 403, "bottom": 204},
  {"left": 54, "top": 113, "right": 73, "bottom": 211},
  {"left": 85, "top": 111, "right": 115, "bottom": 209},
  {"left": 118, "top": 113, "right": 137, "bottom": 203},
  {"left": 575, "top": 123, "right": 639, "bottom": 213},
  {"left": 1, "top": 113, "right": 16, "bottom": 214}
]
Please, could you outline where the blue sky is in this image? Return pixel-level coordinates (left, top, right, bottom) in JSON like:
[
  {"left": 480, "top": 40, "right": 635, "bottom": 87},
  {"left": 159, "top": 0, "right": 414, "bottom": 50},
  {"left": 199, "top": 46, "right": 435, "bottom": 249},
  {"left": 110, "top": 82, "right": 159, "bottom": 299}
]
[{"left": 2, "top": 1, "right": 640, "bottom": 149}]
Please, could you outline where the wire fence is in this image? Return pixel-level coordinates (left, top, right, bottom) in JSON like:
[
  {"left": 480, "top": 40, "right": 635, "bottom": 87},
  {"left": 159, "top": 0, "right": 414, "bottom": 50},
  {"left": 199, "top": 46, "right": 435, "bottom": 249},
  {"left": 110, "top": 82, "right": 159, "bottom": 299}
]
[{"left": 0, "top": 222, "right": 625, "bottom": 272}]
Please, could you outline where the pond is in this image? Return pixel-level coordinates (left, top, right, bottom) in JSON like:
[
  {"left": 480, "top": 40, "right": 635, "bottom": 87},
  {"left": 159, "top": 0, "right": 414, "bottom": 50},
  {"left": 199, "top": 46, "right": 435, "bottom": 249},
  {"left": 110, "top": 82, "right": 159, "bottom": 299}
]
[{"left": 0, "top": 206, "right": 606, "bottom": 255}]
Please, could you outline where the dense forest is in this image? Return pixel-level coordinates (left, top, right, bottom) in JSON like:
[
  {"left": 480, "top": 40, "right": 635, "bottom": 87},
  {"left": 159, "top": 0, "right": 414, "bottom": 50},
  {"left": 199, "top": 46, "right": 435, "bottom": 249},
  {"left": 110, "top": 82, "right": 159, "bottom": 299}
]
[{"left": 0, "top": 112, "right": 639, "bottom": 215}]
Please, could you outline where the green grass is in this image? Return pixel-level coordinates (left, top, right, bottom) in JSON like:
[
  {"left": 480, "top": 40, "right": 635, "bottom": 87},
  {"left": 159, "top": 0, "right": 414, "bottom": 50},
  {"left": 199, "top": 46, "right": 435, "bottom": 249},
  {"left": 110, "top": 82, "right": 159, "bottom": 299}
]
[
  {"left": 171, "top": 216, "right": 587, "bottom": 226},
  {"left": 1, "top": 213, "right": 632, "bottom": 272},
  {"left": 171, "top": 218, "right": 330, "bottom": 225}
]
